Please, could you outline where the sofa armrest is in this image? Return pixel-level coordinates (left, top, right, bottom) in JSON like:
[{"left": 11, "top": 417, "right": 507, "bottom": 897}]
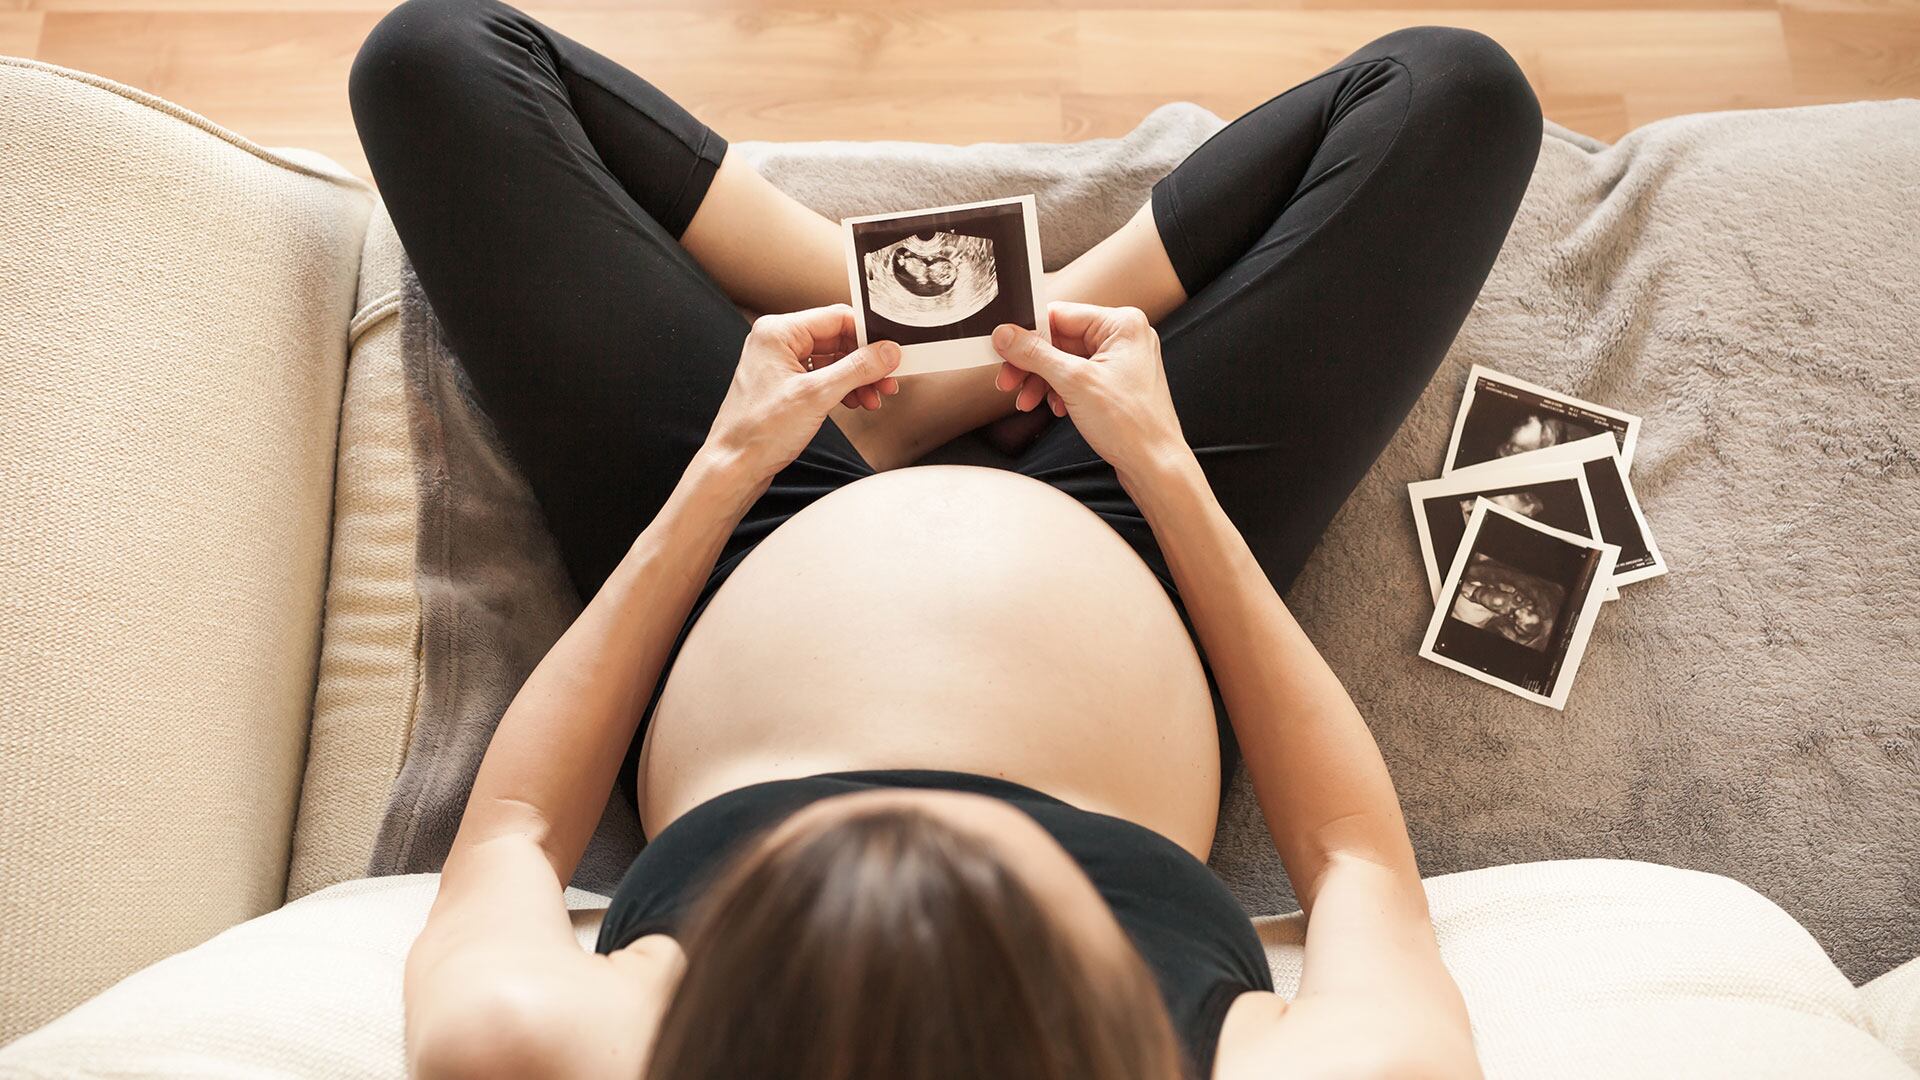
[{"left": 0, "top": 56, "right": 371, "bottom": 1044}]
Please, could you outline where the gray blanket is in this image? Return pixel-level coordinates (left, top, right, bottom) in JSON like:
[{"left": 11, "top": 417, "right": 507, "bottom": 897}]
[{"left": 368, "top": 100, "right": 1920, "bottom": 982}]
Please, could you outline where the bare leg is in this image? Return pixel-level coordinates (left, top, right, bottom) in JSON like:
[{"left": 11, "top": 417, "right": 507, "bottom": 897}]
[
  {"left": 680, "top": 150, "right": 851, "bottom": 316},
  {"left": 1047, "top": 198, "right": 1188, "bottom": 325},
  {"left": 679, "top": 148, "right": 1189, "bottom": 468}
]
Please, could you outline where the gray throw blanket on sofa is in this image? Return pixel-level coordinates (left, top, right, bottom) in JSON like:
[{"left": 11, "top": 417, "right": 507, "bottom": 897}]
[{"left": 369, "top": 101, "right": 1920, "bottom": 982}]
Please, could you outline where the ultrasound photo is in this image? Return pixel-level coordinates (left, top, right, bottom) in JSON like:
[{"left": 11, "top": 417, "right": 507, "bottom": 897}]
[
  {"left": 1419, "top": 498, "right": 1619, "bottom": 710},
  {"left": 841, "top": 195, "right": 1048, "bottom": 376},
  {"left": 1408, "top": 460, "right": 1601, "bottom": 600},
  {"left": 1453, "top": 433, "right": 1668, "bottom": 587},
  {"left": 1451, "top": 552, "right": 1567, "bottom": 651},
  {"left": 1443, "top": 365, "right": 1642, "bottom": 475}
]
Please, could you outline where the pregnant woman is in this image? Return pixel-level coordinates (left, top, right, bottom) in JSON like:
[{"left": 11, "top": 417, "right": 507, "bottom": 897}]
[{"left": 349, "top": 2, "right": 1541, "bottom": 1077}]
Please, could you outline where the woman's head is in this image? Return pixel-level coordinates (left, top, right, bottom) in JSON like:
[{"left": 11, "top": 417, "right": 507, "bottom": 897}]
[{"left": 642, "top": 789, "right": 1184, "bottom": 1080}]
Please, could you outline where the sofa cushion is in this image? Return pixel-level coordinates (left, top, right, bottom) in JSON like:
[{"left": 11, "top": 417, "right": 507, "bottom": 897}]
[
  {"left": 1864, "top": 956, "right": 1920, "bottom": 1072},
  {"left": 0, "top": 873, "right": 611, "bottom": 1079},
  {"left": 0, "top": 56, "right": 371, "bottom": 1043},
  {"left": 1260, "top": 859, "right": 1912, "bottom": 1079},
  {"left": 0, "top": 860, "right": 1907, "bottom": 1078},
  {"left": 286, "top": 203, "right": 421, "bottom": 902}
]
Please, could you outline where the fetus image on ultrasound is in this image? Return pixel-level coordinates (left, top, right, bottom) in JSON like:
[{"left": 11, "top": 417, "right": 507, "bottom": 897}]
[
  {"left": 1457, "top": 491, "right": 1547, "bottom": 524},
  {"left": 1447, "top": 367, "right": 1638, "bottom": 474},
  {"left": 1448, "top": 553, "right": 1565, "bottom": 651},
  {"left": 863, "top": 231, "right": 1000, "bottom": 328},
  {"left": 843, "top": 197, "right": 1040, "bottom": 362},
  {"left": 1495, "top": 414, "right": 1595, "bottom": 459}
]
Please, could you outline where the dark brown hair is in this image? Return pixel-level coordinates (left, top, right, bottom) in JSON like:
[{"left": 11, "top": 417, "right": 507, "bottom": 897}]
[{"left": 643, "top": 800, "right": 1184, "bottom": 1080}]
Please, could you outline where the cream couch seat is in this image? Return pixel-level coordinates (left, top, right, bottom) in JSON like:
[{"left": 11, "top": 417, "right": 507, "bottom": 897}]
[
  {"left": 4, "top": 862, "right": 1918, "bottom": 1078},
  {"left": 2, "top": 52, "right": 1917, "bottom": 1078}
]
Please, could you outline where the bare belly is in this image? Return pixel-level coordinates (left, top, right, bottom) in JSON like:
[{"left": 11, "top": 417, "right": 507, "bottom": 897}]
[{"left": 636, "top": 465, "right": 1221, "bottom": 859}]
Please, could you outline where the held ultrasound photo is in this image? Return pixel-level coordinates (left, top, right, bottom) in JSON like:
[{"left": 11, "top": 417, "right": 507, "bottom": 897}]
[{"left": 848, "top": 201, "right": 1036, "bottom": 348}]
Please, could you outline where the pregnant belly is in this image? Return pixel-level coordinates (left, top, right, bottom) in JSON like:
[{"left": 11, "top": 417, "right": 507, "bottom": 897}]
[{"left": 637, "top": 465, "right": 1221, "bottom": 859}]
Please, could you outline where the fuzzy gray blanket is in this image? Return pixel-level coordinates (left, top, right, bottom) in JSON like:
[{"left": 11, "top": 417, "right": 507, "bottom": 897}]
[{"left": 368, "top": 100, "right": 1920, "bottom": 982}]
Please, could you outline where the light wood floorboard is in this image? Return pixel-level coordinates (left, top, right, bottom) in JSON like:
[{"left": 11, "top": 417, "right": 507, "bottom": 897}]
[{"left": 8, "top": 1, "right": 1917, "bottom": 181}]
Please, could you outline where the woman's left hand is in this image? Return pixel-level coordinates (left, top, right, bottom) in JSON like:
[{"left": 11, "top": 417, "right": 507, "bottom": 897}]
[{"left": 703, "top": 303, "right": 902, "bottom": 486}]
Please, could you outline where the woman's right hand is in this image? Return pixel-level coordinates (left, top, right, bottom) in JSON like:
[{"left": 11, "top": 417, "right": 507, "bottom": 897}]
[{"left": 991, "top": 301, "right": 1192, "bottom": 486}]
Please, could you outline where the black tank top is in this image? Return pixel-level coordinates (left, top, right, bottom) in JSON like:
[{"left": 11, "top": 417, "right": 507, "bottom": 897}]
[{"left": 594, "top": 769, "right": 1272, "bottom": 1079}]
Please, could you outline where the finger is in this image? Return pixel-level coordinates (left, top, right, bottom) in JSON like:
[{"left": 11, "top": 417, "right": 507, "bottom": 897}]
[
  {"left": 810, "top": 339, "right": 903, "bottom": 400},
  {"left": 994, "top": 361, "right": 1025, "bottom": 393},
  {"left": 879, "top": 377, "right": 901, "bottom": 396},
  {"left": 752, "top": 304, "right": 858, "bottom": 361},
  {"left": 1044, "top": 301, "right": 1096, "bottom": 357},
  {"left": 1047, "top": 389, "right": 1066, "bottom": 417},
  {"left": 991, "top": 324, "right": 1086, "bottom": 390},
  {"left": 842, "top": 390, "right": 860, "bottom": 410},
  {"left": 1048, "top": 299, "right": 1149, "bottom": 354},
  {"left": 1016, "top": 373, "right": 1050, "bottom": 413}
]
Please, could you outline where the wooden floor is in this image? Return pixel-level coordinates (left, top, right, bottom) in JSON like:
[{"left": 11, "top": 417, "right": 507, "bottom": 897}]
[{"left": 3, "top": 0, "right": 1916, "bottom": 182}]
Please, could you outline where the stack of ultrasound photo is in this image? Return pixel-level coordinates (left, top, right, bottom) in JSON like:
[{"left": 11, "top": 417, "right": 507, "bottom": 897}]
[{"left": 1410, "top": 366, "right": 1667, "bottom": 710}]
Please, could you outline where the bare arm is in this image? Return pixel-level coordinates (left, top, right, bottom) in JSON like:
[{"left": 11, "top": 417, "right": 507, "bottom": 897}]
[
  {"left": 992, "top": 304, "right": 1476, "bottom": 1078},
  {"left": 405, "top": 307, "right": 903, "bottom": 1079},
  {"left": 450, "top": 452, "right": 757, "bottom": 878},
  {"left": 441, "top": 307, "right": 899, "bottom": 875},
  {"left": 1126, "top": 451, "right": 1423, "bottom": 916},
  {"left": 1127, "top": 448, "right": 1478, "bottom": 1076},
  {"left": 403, "top": 445, "right": 755, "bottom": 1080}
]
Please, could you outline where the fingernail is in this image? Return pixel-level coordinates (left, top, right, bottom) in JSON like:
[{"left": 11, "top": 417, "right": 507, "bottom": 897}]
[{"left": 992, "top": 325, "right": 1015, "bottom": 350}]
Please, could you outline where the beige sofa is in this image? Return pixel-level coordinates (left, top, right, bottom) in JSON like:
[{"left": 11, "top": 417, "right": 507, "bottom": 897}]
[{"left": 1, "top": 53, "right": 1916, "bottom": 1077}]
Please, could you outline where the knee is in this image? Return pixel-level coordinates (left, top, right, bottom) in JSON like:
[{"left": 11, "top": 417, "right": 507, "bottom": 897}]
[
  {"left": 1391, "top": 26, "right": 1536, "bottom": 110},
  {"left": 1388, "top": 26, "right": 1542, "bottom": 166},
  {"left": 349, "top": 0, "right": 505, "bottom": 119}
]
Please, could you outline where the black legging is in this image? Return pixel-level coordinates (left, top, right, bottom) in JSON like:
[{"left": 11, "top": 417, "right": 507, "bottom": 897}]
[{"left": 349, "top": 0, "right": 1542, "bottom": 794}]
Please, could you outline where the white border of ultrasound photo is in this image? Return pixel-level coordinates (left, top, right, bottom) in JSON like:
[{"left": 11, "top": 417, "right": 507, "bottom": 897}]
[
  {"left": 1408, "top": 459, "right": 1610, "bottom": 601},
  {"left": 839, "top": 194, "right": 1050, "bottom": 378},
  {"left": 1419, "top": 498, "right": 1619, "bottom": 710},
  {"left": 1441, "top": 364, "right": 1642, "bottom": 476},
  {"left": 1453, "top": 433, "right": 1668, "bottom": 587}
]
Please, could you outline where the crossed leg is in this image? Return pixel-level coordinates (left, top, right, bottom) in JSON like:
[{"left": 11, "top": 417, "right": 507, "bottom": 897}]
[
  {"left": 353, "top": 0, "right": 1538, "bottom": 622},
  {"left": 354, "top": 0, "right": 1540, "bottom": 795}
]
